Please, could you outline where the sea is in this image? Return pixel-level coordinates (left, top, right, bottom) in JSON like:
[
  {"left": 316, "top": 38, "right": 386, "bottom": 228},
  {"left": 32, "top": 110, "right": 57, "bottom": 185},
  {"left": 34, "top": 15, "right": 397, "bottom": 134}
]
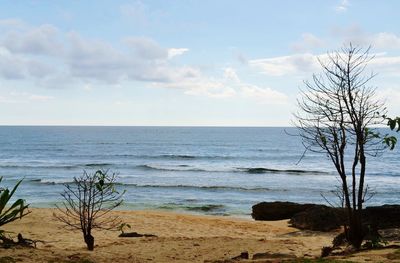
[{"left": 0, "top": 126, "right": 398, "bottom": 217}]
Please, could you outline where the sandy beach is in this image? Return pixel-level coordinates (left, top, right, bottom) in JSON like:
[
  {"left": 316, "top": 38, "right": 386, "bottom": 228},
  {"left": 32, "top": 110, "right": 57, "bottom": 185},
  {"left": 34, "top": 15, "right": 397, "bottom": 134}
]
[{"left": 0, "top": 208, "right": 397, "bottom": 262}]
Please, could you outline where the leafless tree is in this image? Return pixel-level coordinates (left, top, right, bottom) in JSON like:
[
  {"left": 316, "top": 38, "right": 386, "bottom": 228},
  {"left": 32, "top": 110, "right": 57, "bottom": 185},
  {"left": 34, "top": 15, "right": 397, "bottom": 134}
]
[
  {"left": 54, "top": 170, "right": 124, "bottom": 250},
  {"left": 295, "top": 44, "right": 388, "bottom": 249}
]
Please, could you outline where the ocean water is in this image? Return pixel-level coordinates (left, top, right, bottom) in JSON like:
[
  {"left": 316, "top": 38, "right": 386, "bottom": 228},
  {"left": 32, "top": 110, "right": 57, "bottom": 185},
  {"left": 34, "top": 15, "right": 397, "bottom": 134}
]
[{"left": 0, "top": 126, "right": 398, "bottom": 217}]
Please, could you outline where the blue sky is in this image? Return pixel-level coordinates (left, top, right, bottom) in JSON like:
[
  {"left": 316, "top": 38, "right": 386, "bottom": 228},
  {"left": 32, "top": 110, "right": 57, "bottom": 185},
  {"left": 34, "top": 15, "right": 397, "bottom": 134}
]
[{"left": 0, "top": 0, "right": 399, "bottom": 126}]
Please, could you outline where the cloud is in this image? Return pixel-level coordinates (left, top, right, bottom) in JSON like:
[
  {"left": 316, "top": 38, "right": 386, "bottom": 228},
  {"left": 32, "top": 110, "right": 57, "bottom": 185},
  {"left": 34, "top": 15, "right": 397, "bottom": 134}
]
[
  {"left": 250, "top": 51, "right": 400, "bottom": 77},
  {"left": 331, "top": 25, "right": 400, "bottom": 50},
  {"left": 0, "top": 46, "right": 54, "bottom": 80},
  {"left": 65, "top": 33, "right": 193, "bottom": 84},
  {"left": 0, "top": 19, "right": 287, "bottom": 104},
  {"left": 291, "top": 33, "right": 325, "bottom": 52},
  {"left": 240, "top": 85, "right": 288, "bottom": 104},
  {"left": 250, "top": 53, "right": 319, "bottom": 76},
  {"left": 0, "top": 91, "right": 54, "bottom": 103},
  {"left": 160, "top": 67, "right": 288, "bottom": 104},
  {"left": 223, "top": 67, "right": 240, "bottom": 82},
  {"left": 335, "top": 0, "right": 350, "bottom": 12},
  {"left": 0, "top": 19, "right": 194, "bottom": 86},
  {"left": 371, "top": 32, "right": 400, "bottom": 49},
  {"left": 2, "top": 24, "right": 61, "bottom": 55},
  {"left": 167, "top": 48, "right": 189, "bottom": 59},
  {"left": 124, "top": 36, "right": 168, "bottom": 60},
  {"left": 28, "top": 94, "right": 54, "bottom": 101},
  {"left": 375, "top": 87, "right": 400, "bottom": 114}
]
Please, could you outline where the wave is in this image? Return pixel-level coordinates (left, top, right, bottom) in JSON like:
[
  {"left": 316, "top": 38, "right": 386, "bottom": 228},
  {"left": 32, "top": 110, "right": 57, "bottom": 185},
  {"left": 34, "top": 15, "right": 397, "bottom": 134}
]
[
  {"left": 84, "top": 163, "right": 113, "bottom": 167},
  {"left": 136, "top": 164, "right": 327, "bottom": 175},
  {"left": 157, "top": 203, "right": 227, "bottom": 213},
  {"left": 240, "top": 167, "right": 327, "bottom": 175},
  {"left": 130, "top": 184, "right": 274, "bottom": 192},
  {"left": 136, "top": 164, "right": 209, "bottom": 172},
  {"left": 0, "top": 162, "right": 113, "bottom": 169},
  {"left": 27, "top": 179, "right": 276, "bottom": 192}
]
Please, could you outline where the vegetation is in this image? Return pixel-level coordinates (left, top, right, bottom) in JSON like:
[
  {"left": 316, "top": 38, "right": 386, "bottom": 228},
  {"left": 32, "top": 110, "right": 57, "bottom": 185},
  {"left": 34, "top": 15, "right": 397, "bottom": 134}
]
[
  {"left": 54, "top": 170, "right": 124, "bottom": 250},
  {"left": 0, "top": 177, "right": 29, "bottom": 230},
  {"left": 117, "top": 222, "right": 131, "bottom": 235},
  {"left": 295, "top": 44, "right": 392, "bottom": 249}
]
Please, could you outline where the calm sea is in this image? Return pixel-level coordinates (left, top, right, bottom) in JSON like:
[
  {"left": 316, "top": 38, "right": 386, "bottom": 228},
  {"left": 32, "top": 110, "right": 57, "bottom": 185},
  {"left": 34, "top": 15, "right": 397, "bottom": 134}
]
[{"left": 0, "top": 126, "right": 398, "bottom": 217}]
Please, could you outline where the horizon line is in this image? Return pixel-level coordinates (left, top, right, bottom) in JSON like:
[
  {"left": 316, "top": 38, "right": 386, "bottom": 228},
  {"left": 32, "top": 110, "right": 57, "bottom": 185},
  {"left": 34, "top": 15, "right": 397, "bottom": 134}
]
[{"left": 0, "top": 124, "right": 296, "bottom": 128}]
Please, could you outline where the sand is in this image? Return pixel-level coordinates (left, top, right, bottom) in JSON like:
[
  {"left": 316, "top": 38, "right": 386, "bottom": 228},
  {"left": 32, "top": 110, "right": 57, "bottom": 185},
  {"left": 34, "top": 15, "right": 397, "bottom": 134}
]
[{"left": 0, "top": 208, "right": 398, "bottom": 262}]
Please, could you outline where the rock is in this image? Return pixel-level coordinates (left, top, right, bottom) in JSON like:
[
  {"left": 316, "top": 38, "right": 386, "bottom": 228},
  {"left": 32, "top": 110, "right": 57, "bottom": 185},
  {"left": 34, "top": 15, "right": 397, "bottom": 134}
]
[
  {"left": 251, "top": 201, "right": 316, "bottom": 220},
  {"left": 289, "top": 205, "right": 345, "bottom": 231},
  {"left": 363, "top": 205, "right": 400, "bottom": 229},
  {"left": 118, "top": 232, "right": 157, "bottom": 238},
  {"left": 253, "top": 201, "right": 400, "bottom": 231},
  {"left": 231, "top": 251, "right": 249, "bottom": 260}
]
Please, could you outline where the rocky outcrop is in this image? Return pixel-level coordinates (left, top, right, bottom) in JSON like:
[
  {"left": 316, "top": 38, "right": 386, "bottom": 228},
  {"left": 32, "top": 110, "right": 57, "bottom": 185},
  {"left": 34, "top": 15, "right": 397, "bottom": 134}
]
[
  {"left": 363, "top": 205, "right": 400, "bottom": 229},
  {"left": 251, "top": 201, "right": 316, "bottom": 221},
  {"left": 289, "top": 205, "right": 346, "bottom": 231},
  {"left": 252, "top": 202, "right": 400, "bottom": 232}
]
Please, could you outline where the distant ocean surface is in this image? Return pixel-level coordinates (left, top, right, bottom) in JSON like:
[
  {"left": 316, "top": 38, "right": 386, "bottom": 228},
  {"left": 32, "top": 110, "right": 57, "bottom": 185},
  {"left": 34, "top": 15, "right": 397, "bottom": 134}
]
[{"left": 0, "top": 126, "right": 398, "bottom": 217}]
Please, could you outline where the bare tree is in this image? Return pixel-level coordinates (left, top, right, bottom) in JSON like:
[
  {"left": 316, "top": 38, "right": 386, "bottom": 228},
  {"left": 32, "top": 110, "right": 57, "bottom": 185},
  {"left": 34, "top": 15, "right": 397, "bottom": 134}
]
[
  {"left": 54, "top": 170, "right": 124, "bottom": 250},
  {"left": 295, "top": 44, "right": 388, "bottom": 249}
]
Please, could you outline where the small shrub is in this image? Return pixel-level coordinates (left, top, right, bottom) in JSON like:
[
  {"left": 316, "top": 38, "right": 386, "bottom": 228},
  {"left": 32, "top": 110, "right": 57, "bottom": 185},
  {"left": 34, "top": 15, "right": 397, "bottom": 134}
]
[
  {"left": 0, "top": 177, "right": 29, "bottom": 228},
  {"left": 54, "top": 170, "right": 124, "bottom": 250},
  {"left": 117, "top": 223, "right": 131, "bottom": 235}
]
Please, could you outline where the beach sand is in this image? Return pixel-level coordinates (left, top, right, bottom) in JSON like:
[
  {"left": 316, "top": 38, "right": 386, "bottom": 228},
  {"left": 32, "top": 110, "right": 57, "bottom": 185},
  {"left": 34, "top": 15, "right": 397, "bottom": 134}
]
[{"left": 0, "top": 208, "right": 398, "bottom": 262}]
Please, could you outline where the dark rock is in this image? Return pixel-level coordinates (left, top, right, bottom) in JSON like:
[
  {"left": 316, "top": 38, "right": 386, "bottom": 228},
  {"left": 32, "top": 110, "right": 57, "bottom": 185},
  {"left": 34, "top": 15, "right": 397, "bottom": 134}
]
[
  {"left": 363, "top": 205, "right": 400, "bottom": 229},
  {"left": 289, "top": 205, "right": 346, "bottom": 231},
  {"left": 253, "top": 201, "right": 400, "bottom": 231},
  {"left": 251, "top": 201, "right": 316, "bottom": 220},
  {"left": 118, "top": 232, "right": 157, "bottom": 238}
]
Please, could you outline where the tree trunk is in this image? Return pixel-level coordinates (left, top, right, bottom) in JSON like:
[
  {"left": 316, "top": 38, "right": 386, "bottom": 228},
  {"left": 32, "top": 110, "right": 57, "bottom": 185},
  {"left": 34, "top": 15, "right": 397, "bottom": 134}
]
[
  {"left": 347, "top": 210, "right": 364, "bottom": 249},
  {"left": 84, "top": 233, "right": 95, "bottom": 251}
]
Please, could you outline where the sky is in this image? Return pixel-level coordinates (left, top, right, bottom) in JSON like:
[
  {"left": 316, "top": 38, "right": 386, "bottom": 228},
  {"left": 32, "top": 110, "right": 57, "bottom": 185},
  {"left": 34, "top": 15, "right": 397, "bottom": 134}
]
[{"left": 0, "top": 0, "right": 399, "bottom": 126}]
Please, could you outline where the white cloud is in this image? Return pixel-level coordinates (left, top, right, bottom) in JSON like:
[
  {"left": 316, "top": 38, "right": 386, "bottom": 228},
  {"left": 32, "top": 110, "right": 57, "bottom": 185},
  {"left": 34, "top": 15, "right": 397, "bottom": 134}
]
[
  {"left": 250, "top": 53, "right": 319, "bottom": 76},
  {"left": 2, "top": 24, "right": 61, "bottom": 55},
  {"left": 124, "top": 36, "right": 168, "bottom": 60},
  {"left": 240, "top": 85, "right": 288, "bottom": 104},
  {"left": 223, "top": 67, "right": 240, "bottom": 82},
  {"left": 167, "top": 48, "right": 189, "bottom": 59},
  {"left": 291, "top": 33, "right": 325, "bottom": 52},
  {"left": 372, "top": 32, "right": 400, "bottom": 49},
  {"left": 161, "top": 67, "right": 288, "bottom": 104},
  {"left": 0, "top": 20, "right": 195, "bottom": 86},
  {"left": 0, "top": 19, "right": 287, "bottom": 104},
  {"left": 331, "top": 25, "right": 400, "bottom": 50},
  {"left": 250, "top": 51, "right": 400, "bottom": 77},
  {"left": 335, "top": 0, "right": 350, "bottom": 12},
  {"left": 376, "top": 87, "right": 400, "bottom": 115},
  {"left": 0, "top": 46, "right": 54, "bottom": 80}
]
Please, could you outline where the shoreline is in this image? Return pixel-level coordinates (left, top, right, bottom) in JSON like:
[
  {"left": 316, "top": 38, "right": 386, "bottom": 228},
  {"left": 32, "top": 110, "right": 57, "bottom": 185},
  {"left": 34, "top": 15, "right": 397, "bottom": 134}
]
[
  {"left": 0, "top": 208, "right": 324, "bottom": 262},
  {"left": 1, "top": 208, "right": 398, "bottom": 262}
]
